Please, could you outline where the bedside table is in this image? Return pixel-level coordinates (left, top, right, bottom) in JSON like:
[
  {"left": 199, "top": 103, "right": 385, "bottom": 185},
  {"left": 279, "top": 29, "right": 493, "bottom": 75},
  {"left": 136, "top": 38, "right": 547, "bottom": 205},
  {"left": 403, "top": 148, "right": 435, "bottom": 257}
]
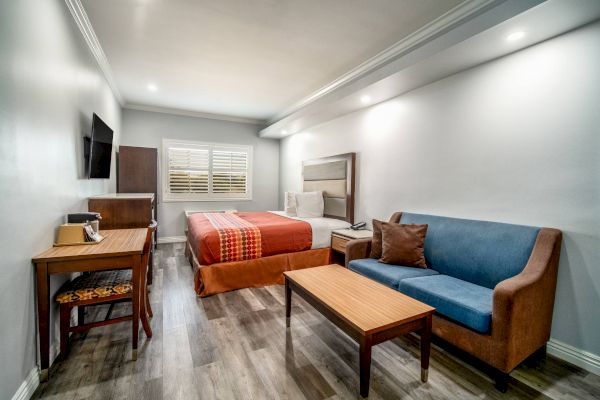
[{"left": 331, "top": 229, "right": 373, "bottom": 265}]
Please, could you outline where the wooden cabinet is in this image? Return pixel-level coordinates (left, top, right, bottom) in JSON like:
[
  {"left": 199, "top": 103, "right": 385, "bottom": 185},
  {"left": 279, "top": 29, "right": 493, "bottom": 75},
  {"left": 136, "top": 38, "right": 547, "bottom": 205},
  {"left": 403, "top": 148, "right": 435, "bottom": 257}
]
[
  {"left": 331, "top": 229, "right": 373, "bottom": 266},
  {"left": 331, "top": 235, "right": 350, "bottom": 254},
  {"left": 117, "top": 146, "right": 158, "bottom": 202},
  {"left": 88, "top": 193, "right": 155, "bottom": 230},
  {"left": 116, "top": 145, "right": 159, "bottom": 246}
]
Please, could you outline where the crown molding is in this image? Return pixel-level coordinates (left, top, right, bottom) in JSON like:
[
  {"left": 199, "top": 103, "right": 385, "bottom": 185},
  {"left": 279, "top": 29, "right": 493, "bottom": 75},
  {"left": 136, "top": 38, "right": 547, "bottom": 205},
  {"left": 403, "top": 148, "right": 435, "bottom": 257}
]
[
  {"left": 65, "top": 0, "right": 124, "bottom": 105},
  {"left": 124, "top": 103, "right": 266, "bottom": 126},
  {"left": 66, "top": 0, "right": 499, "bottom": 128},
  {"left": 268, "top": 0, "right": 499, "bottom": 124}
]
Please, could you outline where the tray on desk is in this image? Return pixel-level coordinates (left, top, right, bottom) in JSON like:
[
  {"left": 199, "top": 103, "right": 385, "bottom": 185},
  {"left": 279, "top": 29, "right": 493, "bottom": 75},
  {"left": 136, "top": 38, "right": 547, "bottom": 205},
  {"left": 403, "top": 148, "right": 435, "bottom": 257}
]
[{"left": 53, "top": 237, "right": 105, "bottom": 247}]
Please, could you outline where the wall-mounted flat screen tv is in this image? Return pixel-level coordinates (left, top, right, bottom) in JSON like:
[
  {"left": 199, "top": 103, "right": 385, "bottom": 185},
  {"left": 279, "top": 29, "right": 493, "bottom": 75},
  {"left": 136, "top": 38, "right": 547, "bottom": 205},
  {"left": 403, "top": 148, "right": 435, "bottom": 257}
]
[{"left": 87, "top": 113, "right": 113, "bottom": 179}]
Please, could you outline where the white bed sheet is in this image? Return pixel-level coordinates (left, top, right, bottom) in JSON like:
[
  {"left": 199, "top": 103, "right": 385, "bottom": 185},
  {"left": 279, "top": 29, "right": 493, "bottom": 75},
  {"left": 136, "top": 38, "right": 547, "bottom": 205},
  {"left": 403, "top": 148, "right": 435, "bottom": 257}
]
[{"left": 269, "top": 211, "right": 352, "bottom": 249}]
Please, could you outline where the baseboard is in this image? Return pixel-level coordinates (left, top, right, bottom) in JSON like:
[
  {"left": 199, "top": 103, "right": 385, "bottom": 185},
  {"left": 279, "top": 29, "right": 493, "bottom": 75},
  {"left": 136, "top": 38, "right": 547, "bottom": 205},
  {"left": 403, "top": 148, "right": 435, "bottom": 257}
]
[
  {"left": 12, "top": 331, "right": 63, "bottom": 400},
  {"left": 548, "top": 338, "right": 600, "bottom": 376},
  {"left": 49, "top": 340, "right": 60, "bottom": 369},
  {"left": 11, "top": 367, "right": 39, "bottom": 400},
  {"left": 157, "top": 236, "right": 186, "bottom": 244}
]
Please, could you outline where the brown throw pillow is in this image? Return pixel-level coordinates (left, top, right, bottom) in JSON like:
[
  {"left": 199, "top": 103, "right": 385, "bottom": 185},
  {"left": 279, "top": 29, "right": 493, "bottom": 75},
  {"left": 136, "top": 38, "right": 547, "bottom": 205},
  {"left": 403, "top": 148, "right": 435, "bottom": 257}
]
[
  {"left": 369, "top": 219, "right": 384, "bottom": 259},
  {"left": 379, "top": 223, "right": 428, "bottom": 268}
]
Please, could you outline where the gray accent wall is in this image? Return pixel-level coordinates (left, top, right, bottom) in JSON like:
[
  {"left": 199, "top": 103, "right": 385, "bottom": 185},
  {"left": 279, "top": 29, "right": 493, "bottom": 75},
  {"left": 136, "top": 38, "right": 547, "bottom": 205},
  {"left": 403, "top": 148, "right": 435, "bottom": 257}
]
[
  {"left": 120, "top": 108, "right": 280, "bottom": 238},
  {"left": 280, "top": 21, "right": 600, "bottom": 358},
  {"left": 0, "top": 0, "right": 122, "bottom": 398}
]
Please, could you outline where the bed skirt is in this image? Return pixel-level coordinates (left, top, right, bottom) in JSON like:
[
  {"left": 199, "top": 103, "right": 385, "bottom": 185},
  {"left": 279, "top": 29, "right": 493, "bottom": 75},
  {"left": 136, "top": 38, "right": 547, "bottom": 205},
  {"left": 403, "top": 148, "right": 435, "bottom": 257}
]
[{"left": 185, "top": 238, "right": 331, "bottom": 297}]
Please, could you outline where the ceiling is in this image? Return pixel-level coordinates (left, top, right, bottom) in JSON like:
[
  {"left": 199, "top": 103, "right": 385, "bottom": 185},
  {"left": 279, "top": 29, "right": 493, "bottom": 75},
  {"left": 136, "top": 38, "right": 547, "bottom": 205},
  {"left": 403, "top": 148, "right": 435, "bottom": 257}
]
[
  {"left": 259, "top": 0, "right": 600, "bottom": 137},
  {"left": 80, "top": 0, "right": 465, "bottom": 121}
]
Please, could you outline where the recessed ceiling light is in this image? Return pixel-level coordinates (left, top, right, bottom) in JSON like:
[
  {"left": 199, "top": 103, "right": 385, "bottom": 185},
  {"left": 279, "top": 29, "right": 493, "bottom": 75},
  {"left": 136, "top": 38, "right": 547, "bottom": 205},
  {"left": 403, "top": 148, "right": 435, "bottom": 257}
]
[
  {"left": 361, "top": 95, "right": 371, "bottom": 104},
  {"left": 506, "top": 31, "right": 526, "bottom": 42},
  {"left": 281, "top": 129, "right": 288, "bottom": 135},
  {"left": 147, "top": 83, "right": 158, "bottom": 92}
]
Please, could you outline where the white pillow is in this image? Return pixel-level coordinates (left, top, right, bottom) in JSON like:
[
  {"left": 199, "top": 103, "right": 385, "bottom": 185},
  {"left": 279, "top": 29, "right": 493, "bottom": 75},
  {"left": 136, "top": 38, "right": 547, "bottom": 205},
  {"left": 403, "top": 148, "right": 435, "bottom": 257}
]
[
  {"left": 295, "top": 191, "right": 324, "bottom": 218},
  {"left": 284, "top": 191, "right": 297, "bottom": 216}
]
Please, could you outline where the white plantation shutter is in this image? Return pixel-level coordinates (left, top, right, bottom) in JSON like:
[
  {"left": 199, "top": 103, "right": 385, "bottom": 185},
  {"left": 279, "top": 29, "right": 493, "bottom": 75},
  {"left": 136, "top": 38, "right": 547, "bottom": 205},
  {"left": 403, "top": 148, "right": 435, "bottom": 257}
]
[
  {"left": 163, "top": 139, "right": 252, "bottom": 201},
  {"left": 167, "top": 147, "right": 209, "bottom": 194},
  {"left": 212, "top": 150, "right": 248, "bottom": 195}
]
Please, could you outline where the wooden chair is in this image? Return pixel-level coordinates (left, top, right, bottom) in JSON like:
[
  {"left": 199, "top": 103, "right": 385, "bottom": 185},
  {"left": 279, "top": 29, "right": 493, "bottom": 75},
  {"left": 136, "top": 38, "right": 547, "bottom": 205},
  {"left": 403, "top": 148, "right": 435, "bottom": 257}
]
[{"left": 55, "top": 222, "right": 157, "bottom": 360}]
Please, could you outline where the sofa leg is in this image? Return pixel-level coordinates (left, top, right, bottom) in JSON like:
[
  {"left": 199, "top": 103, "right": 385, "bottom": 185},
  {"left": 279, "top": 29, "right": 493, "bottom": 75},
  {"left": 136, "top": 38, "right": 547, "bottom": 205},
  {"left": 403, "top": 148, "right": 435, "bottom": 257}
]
[
  {"left": 534, "top": 344, "right": 547, "bottom": 361},
  {"left": 494, "top": 371, "right": 509, "bottom": 393},
  {"left": 525, "top": 344, "right": 547, "bottom": 367}
]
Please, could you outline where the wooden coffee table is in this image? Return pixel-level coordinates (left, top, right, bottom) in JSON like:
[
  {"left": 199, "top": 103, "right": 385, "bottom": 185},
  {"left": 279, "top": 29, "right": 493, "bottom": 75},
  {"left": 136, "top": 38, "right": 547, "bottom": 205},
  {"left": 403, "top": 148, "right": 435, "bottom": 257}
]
[{"left": 284, "top": 264, "right": 435, "bottom": 398}]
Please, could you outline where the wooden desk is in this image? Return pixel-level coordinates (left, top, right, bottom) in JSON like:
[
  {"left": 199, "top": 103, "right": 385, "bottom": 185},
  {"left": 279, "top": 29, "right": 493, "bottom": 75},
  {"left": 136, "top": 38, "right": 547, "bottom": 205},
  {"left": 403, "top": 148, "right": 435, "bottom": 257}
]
[
  {"left": 284, "top": 264, "right": 435, "bottom": 398},
  {"left": 32, "top": 229, "right": 147, "bottom": 381}
]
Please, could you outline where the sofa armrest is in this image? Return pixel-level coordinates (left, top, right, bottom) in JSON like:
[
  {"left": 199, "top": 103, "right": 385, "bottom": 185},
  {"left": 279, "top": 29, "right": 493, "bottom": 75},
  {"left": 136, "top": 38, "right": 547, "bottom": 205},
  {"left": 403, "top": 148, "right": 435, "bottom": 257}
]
[
  {"left": 491, "top": 228, "right": 562, "bottom": 371},
  {"left": 345, "top": 238, "right": 372, "bottom": 267}
]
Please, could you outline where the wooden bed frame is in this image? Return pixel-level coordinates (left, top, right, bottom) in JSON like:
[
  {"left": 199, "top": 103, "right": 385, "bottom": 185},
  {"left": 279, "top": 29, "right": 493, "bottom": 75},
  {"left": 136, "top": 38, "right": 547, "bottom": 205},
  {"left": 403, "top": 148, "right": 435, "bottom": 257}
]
[{"left": 185, "top": 152, "right": 356, "bottom": 296}]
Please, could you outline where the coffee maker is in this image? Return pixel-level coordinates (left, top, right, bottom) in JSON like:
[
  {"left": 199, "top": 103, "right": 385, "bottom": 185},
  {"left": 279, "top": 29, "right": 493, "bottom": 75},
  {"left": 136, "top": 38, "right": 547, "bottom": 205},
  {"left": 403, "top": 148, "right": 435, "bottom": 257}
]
[{"left": 67, "top": 212, "right": 102, "bottom": 232}]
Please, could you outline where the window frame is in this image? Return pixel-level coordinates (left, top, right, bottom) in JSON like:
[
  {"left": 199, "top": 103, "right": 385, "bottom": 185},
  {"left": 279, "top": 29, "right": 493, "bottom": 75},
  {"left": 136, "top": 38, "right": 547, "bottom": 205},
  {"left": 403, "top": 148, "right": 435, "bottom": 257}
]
[{"left": 162, "top": 138, "right": 253, "bottom": 202}]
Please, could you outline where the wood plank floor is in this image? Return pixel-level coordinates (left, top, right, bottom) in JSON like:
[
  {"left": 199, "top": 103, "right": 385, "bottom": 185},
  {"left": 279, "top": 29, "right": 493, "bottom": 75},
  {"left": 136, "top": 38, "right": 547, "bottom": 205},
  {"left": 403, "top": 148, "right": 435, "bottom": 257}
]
[{"left": 33, "top": 243, "right": 600, "bottom": 399}]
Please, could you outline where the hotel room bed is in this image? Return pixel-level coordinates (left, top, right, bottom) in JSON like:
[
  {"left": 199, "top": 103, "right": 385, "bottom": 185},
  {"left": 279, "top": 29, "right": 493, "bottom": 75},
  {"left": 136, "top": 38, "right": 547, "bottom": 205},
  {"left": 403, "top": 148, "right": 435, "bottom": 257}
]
[
  {"left": 185, "top": 211, "right": 351, "bottom": 296},
  {"left": 184, "top": 152, "right": 356, "bottom": 297}
]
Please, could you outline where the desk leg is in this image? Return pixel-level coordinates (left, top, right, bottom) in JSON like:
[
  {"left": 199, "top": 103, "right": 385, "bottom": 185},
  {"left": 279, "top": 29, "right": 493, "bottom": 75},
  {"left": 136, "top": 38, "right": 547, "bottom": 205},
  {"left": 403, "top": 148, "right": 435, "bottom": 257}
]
[
  {"left": 421, "top": 314, "right": 432, "bottom": 383},
  {"left": 359, "top": 335, "right": 372, "bottom": 398},
  {"left": 285, "top": 278, "right": 291, "bottom": 328},
  {"left": 131, "top": 255, "right": 141, "bottom": 360},
  {"left": 36, "top": 262, "right": 50, "bottom": 381}
]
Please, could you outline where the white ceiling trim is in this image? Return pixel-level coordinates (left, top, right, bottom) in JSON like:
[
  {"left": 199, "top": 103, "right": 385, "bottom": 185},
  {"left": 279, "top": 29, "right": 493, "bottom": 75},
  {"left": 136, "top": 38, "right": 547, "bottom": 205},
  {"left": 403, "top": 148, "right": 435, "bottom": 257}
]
[
  {"left": 64, "top": 0, "right": 124, "bottom": 105},
  {"left": 125, "top": 103, "right": 266, "bottom": 126},
  {"left": 69, "top": 0, "right": 502, "bottom": 128},
  {"left": 260, "top": 0, "right": 548, "bottom": 138},
  {"left": 267, "top": 0, "right": 500, "bottom": 124}
]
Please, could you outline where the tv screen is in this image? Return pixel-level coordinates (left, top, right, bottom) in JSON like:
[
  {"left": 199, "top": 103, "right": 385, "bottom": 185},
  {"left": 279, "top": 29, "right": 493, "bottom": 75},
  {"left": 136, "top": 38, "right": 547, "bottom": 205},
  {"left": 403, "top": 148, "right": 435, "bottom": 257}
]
[{"left": 88, "top": 113, "right": 113, "bottom": 179}]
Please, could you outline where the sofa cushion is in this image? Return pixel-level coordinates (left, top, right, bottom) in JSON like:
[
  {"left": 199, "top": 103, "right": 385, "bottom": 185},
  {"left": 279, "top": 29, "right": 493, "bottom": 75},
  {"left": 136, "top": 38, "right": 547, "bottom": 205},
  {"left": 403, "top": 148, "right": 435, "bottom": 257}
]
[
  {"left": 400, "top": 213, "right": 540, "bottom": 289},
  {"left": 370, "top": 219, "right": 385, "bottom": 259},
  {"left": 348, "top": 258, "right": 439, "bottom": 289},
  {"left": 380, "top": 222, "right": 428, "bottom": 268},
  {"left": 398, "top": 275, "right": 493, "bottom": 333}
]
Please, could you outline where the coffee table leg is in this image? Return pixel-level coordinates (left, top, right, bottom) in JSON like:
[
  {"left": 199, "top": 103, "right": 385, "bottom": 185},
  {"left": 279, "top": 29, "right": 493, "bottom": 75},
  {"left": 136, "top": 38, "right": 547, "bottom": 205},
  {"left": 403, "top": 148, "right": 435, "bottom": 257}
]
[
  {"left": 285, "top": 278, "right": 292, "bottom": 328},
  {"left": 359, "top": 335, "right": 372, "bottom": 398},
  {"left": 421, "top": 314, "right": 432, "bottom": 383}
]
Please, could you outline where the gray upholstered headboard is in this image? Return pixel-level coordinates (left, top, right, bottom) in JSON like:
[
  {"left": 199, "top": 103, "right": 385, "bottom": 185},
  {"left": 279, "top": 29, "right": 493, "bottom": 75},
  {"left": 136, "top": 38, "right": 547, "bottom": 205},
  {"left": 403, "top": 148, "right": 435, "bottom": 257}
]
[{"left": 302, "top": 153, "right": 355, "bottom": 223}]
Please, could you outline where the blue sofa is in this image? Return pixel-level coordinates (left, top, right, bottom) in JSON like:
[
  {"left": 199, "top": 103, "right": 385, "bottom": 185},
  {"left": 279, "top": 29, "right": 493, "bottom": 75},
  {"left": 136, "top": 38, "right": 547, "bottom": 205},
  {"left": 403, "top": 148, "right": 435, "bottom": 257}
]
[{"left": 346, "top": 212, "right": 562, "bottom": 390}]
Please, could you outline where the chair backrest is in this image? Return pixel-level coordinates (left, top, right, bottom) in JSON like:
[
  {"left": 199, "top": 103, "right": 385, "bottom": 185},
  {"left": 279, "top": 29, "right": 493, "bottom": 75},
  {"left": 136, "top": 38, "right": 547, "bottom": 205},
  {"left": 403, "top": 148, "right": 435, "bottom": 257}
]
[
  {"left": 142, "top": 220, "right": 157, "bottom": 268},
  {"left": 399, "top": 212, "right": 540, "bottom": 289}
]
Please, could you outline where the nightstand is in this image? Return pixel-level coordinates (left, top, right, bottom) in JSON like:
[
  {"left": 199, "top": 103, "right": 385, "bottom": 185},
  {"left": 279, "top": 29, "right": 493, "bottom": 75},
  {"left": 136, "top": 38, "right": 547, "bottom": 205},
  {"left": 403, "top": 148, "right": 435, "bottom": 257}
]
[{"left": 331, "top": 229, "right": 373, "bottom": 265}]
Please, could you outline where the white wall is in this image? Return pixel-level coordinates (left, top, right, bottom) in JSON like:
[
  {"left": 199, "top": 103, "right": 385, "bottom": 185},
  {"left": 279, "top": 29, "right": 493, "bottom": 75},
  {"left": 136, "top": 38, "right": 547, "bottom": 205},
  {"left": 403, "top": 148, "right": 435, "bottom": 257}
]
[
  {"left": 121, "top": 108, "right": 280, "bottom": 238},
  {"left": 0, "top": 0, "right": 121, "bottom": 398},
  {"left": 280, "top": 21, "right": 600, "bottom": 357}
]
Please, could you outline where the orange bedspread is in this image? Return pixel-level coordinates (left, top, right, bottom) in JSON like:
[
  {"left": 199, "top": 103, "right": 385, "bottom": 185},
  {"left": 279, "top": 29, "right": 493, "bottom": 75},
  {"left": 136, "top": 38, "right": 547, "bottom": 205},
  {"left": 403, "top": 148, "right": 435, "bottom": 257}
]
[{"left": 187, "top": 212, "right": 312, "bottom": 266}]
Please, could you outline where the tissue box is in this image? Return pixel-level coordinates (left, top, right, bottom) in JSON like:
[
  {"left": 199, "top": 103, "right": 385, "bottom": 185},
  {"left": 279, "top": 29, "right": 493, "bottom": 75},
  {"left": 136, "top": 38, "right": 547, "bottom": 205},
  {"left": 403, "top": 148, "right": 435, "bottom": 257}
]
[{"left": 56, "top": 223, "right": 86, "bottom": 245}]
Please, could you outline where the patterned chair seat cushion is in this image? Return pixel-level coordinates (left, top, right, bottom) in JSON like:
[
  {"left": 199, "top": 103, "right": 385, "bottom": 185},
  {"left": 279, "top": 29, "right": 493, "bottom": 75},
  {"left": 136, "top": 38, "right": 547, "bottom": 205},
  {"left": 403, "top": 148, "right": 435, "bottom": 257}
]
[{"left": 56, "top": 270, "right": 132, "bottom": 304}]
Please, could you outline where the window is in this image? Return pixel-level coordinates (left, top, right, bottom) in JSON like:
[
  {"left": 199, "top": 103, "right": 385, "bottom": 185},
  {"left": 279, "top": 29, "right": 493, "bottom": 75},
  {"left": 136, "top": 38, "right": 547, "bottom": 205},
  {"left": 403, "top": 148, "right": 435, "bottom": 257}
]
[{"left": 162, "top": 139, "right": 252, "bottom": 201}]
